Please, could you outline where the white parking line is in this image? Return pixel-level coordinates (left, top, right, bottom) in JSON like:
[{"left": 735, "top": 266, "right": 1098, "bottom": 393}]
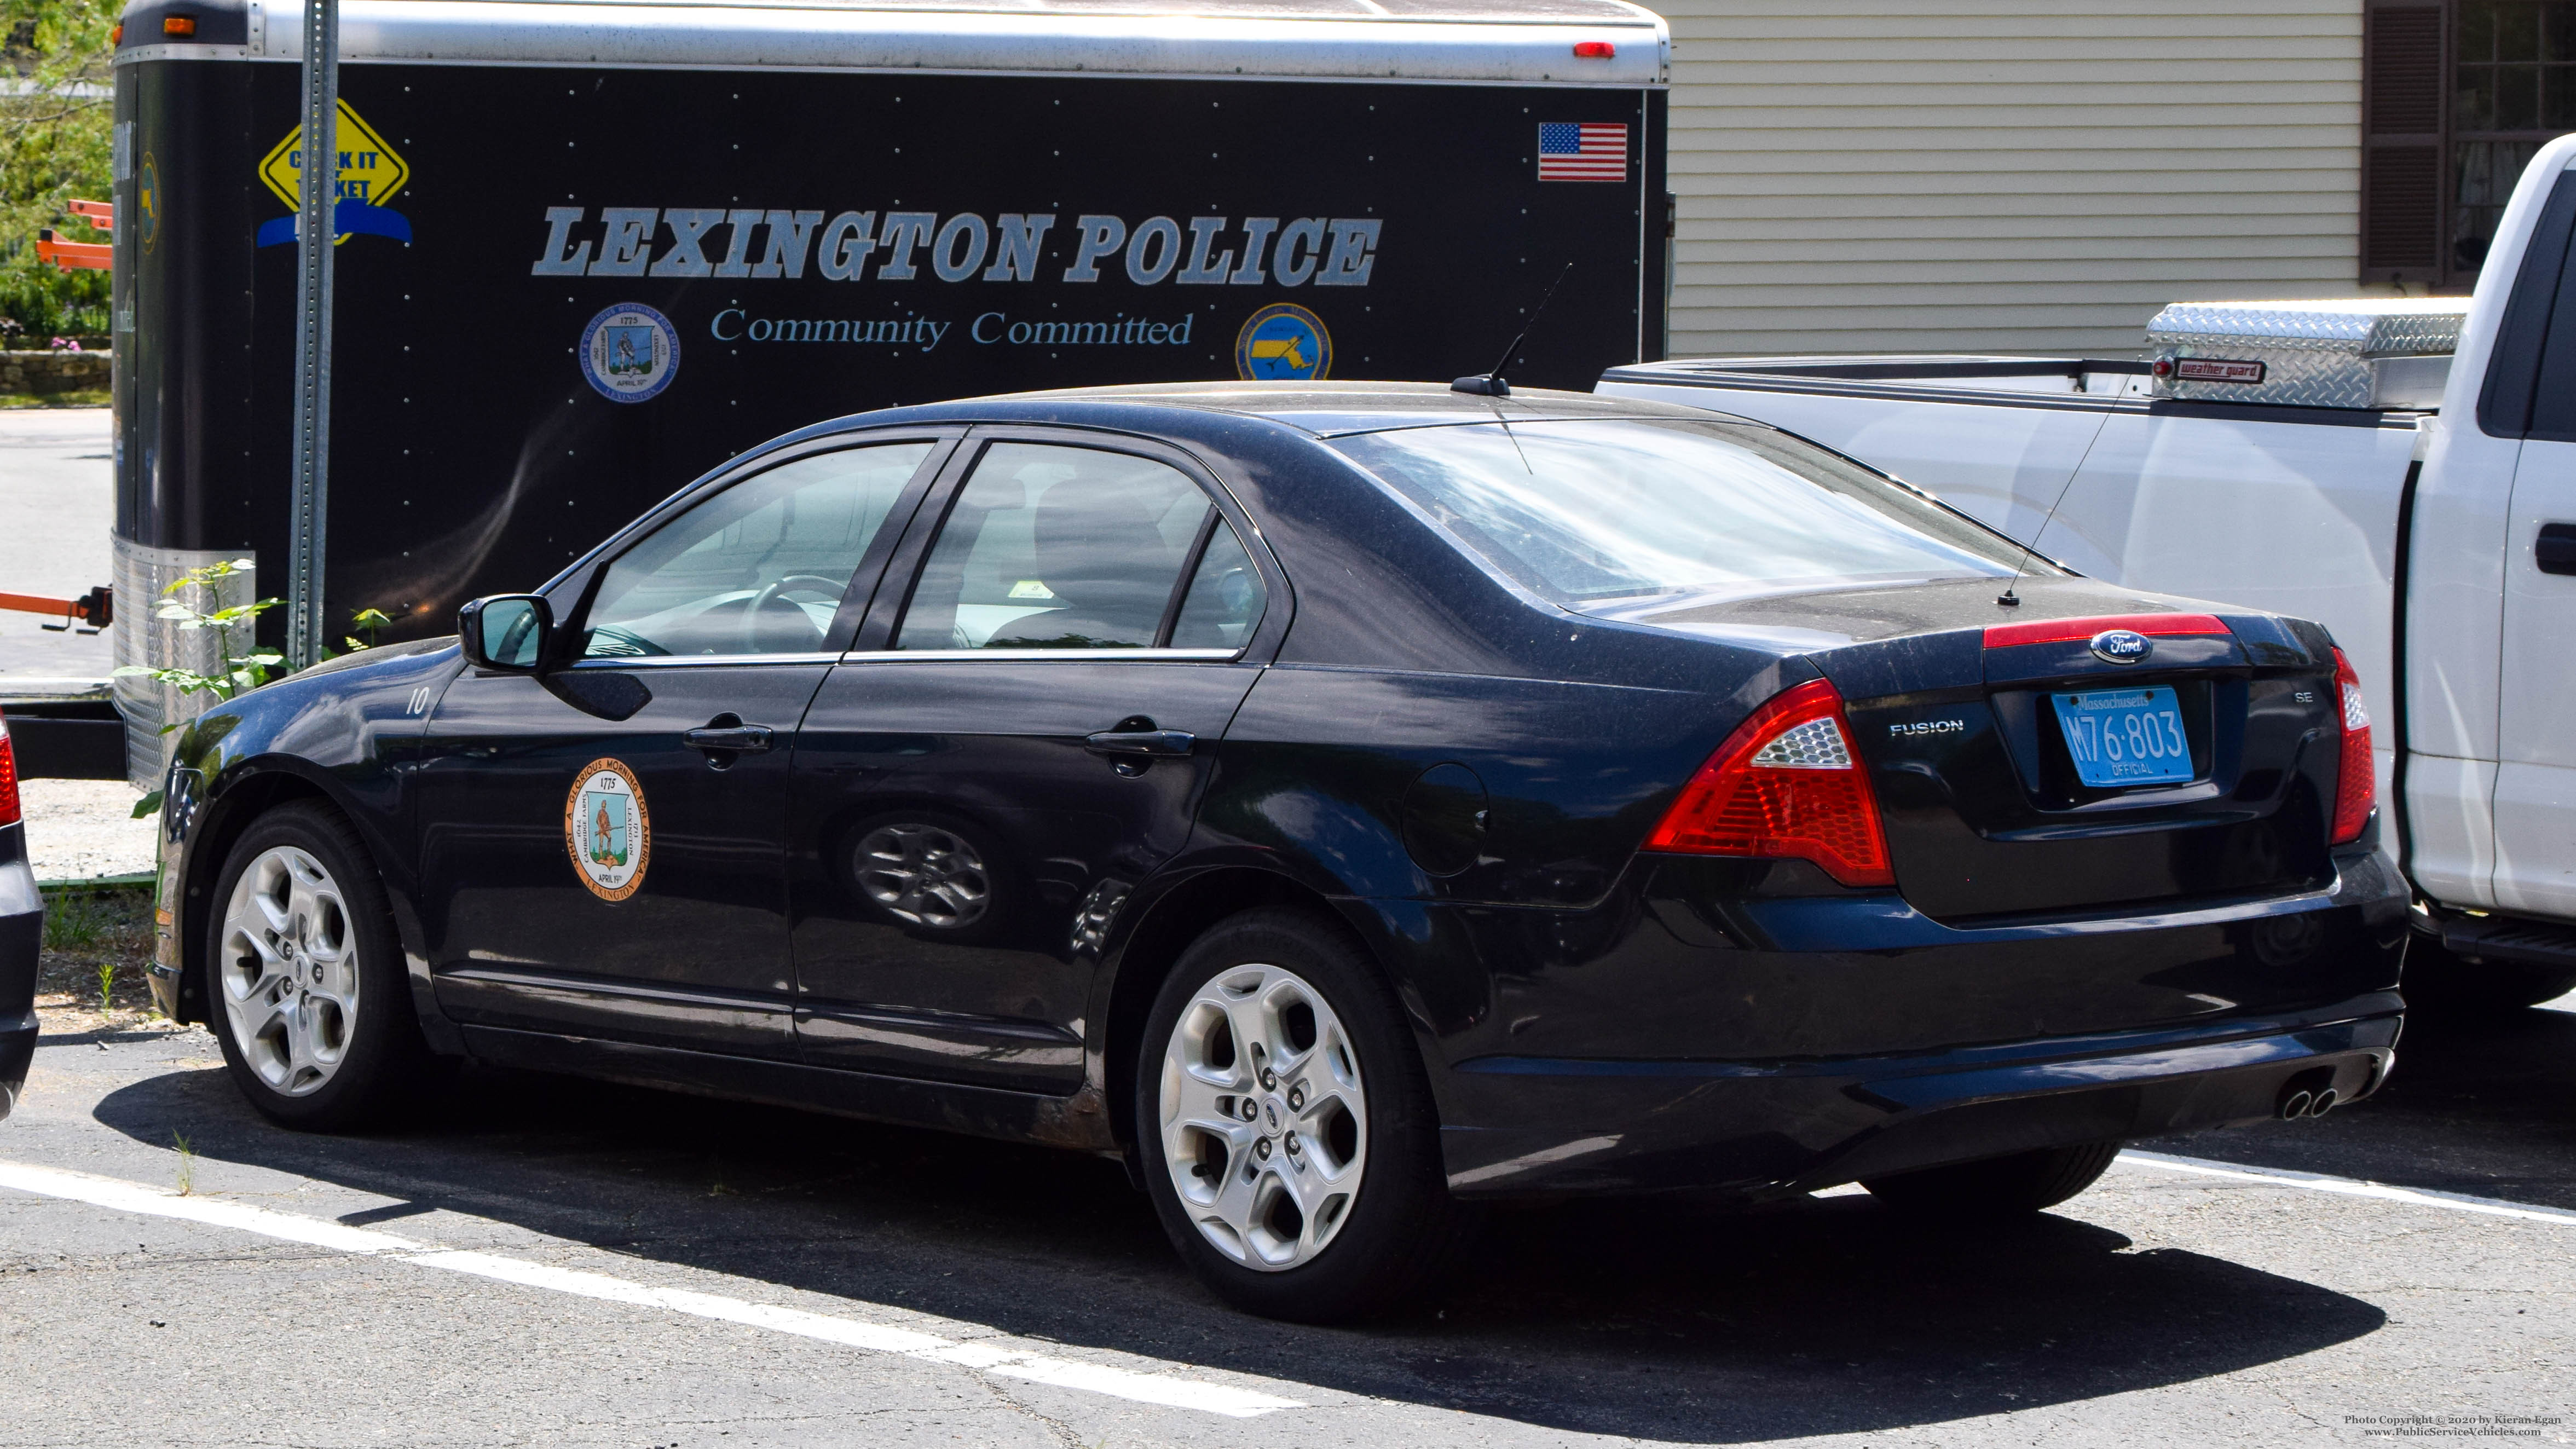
[
  {"left": 2118, "top": 1150, "right": 2576, "bottom": 1226},
  {"left": 0, "top": 1158, "right": 1305, "bottom": 1418}
]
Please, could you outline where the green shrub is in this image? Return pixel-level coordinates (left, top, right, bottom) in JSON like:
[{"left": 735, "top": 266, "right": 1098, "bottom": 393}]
[{"left": 1, "top": 0, "right": 114, "bottom": 343}]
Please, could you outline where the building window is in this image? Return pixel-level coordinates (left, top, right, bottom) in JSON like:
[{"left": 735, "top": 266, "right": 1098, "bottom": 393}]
[{"left": 2365, "top": 0, "right": 2576, "bottom": 288}]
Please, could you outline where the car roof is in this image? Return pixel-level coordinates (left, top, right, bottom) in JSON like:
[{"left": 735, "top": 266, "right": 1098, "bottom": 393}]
[{"left": 941, "top": 380, "right": 1749, "bottom": 437}]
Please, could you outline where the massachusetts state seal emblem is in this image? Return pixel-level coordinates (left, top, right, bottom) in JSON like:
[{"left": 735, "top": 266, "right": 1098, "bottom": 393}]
[
  {"left": 565, "top": 759, "right": 650, "bottom": 901},
  {"left": 1233, "top": 303, "right": 1331, "bottom": 382}
]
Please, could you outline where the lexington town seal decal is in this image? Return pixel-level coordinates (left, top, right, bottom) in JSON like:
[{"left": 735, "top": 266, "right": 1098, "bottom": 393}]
[
  {"left": 565, "top": 759, "right": 651, "bottom": 902},
  {"left": 580, "top": 302, "right": 680, "bottom": 403}
]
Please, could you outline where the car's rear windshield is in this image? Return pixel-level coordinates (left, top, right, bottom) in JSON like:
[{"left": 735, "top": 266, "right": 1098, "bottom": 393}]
[{"left": 1327, "top": 418, "right": 2046, "bottom": 610}]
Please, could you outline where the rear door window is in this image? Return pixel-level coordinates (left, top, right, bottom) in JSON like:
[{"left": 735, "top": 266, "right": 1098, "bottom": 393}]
[{"left": 894, "top": 441, "right": 1263, "bottom": 651}]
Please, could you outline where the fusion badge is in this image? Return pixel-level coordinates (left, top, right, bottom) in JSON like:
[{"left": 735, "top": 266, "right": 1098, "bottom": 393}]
[
  {"left": 1234, "top": 303, "right": 1331, "bottom": 382},
  {"left": 581, "top": 303, "right": 680, "bottom": 403},
  {"left": 566, "top": 759, "right": 651, "bottom": 901}
]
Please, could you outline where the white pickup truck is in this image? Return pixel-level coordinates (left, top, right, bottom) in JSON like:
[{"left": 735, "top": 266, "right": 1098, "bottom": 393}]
[{"left": 1603, "top": 135, "right": 2576, "bottom": 1008}]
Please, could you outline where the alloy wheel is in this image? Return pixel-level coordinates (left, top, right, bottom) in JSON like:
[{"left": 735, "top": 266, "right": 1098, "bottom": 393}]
[
  {"left": 216, "top": 845, "right": 360, "bottom": 1096},
  {"left": 1158, "top": 962, "right": 1368, "bottom": 1270}
]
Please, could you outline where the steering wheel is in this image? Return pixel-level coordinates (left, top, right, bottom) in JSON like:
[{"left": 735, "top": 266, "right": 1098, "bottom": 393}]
[{"left": 742, "top": 574, "right": 847, "bottom": 653}]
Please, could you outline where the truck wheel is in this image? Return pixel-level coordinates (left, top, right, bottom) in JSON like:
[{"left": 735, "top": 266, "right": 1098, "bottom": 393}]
[
  {"left": 1862, "top": 1140, "right": 2122, "bottom": 1220},
  {"left": 1134, "top": 908, "right": 1468, "bottom": 1323},
  {"left": 2404, "top": 937, "right": 2576, "bottom": 1012},
  {"left": 205, "top": 801, "right": 435, "bottom": 1131}
]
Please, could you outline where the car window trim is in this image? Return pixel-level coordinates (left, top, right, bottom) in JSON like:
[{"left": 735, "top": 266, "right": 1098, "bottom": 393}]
[
  {"left": 861, "top": 427, "right": 1276, "bottom": 661},
  {"left": 838, "top": 648, "right": 1246, "bottom": 663},
  {"left": 1152, "top": 508, "right": 1226, "bottom": 648},
  {"left": 555, "top": 430, "right": 961, "bottom": 665},
  {"left": 567, "top": 652, "right": 844, "bottom": 669}
]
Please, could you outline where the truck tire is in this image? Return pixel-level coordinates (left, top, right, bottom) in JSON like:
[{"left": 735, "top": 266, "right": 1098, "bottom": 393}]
[
  {"left": 204, "top": 801, "right": 437, "bottom": 1131},
  {"left": 1862, "top": 1140, "right": 2122, "bottom": 1221},
  {"left": 1134, "top": 907, "right": 1471, "bottom": 1322}
]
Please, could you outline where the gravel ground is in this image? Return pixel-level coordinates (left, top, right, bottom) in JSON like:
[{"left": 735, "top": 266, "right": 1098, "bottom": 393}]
[
  {"left": 30, "top": 882, "right": 163, "bottom": 1036},
  {"left": 18, "top": 776, "right": 157, "bottom": 883},
  {"left": 20, "top": 773, "right": 170, "bottom": 1036}
]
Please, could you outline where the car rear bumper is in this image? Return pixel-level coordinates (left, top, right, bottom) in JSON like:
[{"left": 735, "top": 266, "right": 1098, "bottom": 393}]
[
  {"left": 1370, "top": 845, "right": 2408, "bottom": 1199},
  {"left": 1437, "top": 1001, "right": 2399, "bottom": 1197},
  {"left": 0, "top": 825, "right": 44, "bottom": 1122}
]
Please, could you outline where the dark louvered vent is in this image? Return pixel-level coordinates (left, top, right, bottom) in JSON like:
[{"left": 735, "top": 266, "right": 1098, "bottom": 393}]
[
  {"left": 2370, "top": 8, "right": 2443, "bottom": 132},
  {"left": 2364, "top": 4, "right": 2445, "bottom": 280},
  {"left": 2367, "top": 148, "right": 2441, "bottom": 269}
]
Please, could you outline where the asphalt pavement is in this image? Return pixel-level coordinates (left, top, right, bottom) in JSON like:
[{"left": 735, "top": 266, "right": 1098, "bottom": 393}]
[
  {"left": 1, "top": 990, "right": 2569, "bottom": 1448},
  {"left": 0, "top": 407, "right": 113, "bottom": 681}
]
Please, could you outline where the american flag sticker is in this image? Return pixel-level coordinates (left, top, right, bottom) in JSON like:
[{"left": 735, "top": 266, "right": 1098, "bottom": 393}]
[{"left": 1538, "top": 122, "right": 1628, "bottom": 182}]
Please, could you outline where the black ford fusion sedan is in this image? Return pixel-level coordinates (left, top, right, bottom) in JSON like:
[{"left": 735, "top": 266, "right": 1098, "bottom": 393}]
[{"left": 142, "top": 383, "right": 2405, "bottom": 1320}]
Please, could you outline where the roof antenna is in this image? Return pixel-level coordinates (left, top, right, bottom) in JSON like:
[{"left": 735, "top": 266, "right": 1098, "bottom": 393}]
[
  {"left": 1996, "top": 475, "right": 2075, "bottom": 608},
  {"left": 1996, "top": 400, "right": 2119, "bottom": 607},
  {"left": 1453, "top": 261, "right": 1574, "bottom": 397}
]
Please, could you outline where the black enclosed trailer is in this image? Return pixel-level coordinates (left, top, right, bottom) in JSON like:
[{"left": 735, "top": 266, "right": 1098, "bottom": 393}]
[{"left": 107, "top": 0, "right": 1670, "bottom": 778}]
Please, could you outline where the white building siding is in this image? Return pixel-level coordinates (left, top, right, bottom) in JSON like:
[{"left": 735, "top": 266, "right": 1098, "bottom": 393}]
[{"left": 1651, "top": 1, "right": 2366, "bottom": 357}]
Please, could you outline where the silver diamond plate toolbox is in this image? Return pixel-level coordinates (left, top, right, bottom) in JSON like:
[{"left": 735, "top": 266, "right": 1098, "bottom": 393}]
[{"left": 2146, "top": 298, "right": 2469, "bottom": 409}]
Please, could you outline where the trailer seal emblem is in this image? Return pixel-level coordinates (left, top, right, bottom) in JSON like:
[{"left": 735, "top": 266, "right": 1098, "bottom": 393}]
[
  {"left": 1234, "top": 303, "right": 1331, "bottom": 382},
  {"left": 580, "top": 303, "right": 680, "bottom": 403},
  {"left": 567, "top": 758, "right": 651, "bottom": 901},
  {"left": 137, "top": 153, "right": 161, "bottom": 253}
]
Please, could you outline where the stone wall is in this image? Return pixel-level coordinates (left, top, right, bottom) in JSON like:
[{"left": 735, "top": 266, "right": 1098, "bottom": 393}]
[{"left": 0, "top": 349, "right": 111, "bottom": 394}]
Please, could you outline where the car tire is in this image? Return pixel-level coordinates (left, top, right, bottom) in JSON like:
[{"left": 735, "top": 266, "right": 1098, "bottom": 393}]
[
  {"left": 204, "top": 801, "right": 436, "bottom": 1132},
  {"left": 1134, "top": 907, "right": 1469, "bottom": 1323},
  {"left": 1861, "top": 1140, "right": 2122, "bottom": 1220}
]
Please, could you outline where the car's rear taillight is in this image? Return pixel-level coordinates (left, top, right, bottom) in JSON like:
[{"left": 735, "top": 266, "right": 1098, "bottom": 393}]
[
  {"left": 0, "top": 712, "right": 19, "bottom": 828},
  {"left": 2330, "top": 648, "right": 2372, "bottom": 846},
  {"left": 1644, "top": 678, "right": 1895, "bottom": 887}
]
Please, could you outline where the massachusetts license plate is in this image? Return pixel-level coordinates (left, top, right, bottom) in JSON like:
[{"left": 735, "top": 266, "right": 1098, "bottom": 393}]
[{"left": 2051, "top": 685, "right": 2194, "bottom": 788}]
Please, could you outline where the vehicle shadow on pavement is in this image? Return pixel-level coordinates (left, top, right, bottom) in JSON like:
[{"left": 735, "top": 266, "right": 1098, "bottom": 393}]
[
  {"left": 2161, "top": 998, "right": 2576, "bottom": 1211},
  {"left": 90, "top": 1059, "right": 2386, "bottom": 1443}
]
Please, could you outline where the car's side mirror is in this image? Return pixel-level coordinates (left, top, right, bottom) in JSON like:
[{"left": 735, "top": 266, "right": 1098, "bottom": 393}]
[{"left": 458, "top": 594, "right": 551, "bottom": 673}]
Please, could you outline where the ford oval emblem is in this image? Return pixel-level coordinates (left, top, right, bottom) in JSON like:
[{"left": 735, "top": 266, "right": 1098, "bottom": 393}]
[{"left": 2090, "top": 628, "right": 2153, "bottom": 665}]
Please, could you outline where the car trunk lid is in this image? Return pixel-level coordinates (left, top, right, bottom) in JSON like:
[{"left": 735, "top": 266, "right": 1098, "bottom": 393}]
[{"left": 1619, "top": 578, "right": 2348, "bottom": 921}]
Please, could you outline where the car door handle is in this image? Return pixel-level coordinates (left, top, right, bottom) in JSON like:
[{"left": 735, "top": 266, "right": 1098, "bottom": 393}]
[
  {"left": 683, "top": 724, "right": 778, "bottom": 753},
  {"left": 2539, "top": 522, "right": 2576, "bottom": 576},
  {"left": 1082, "top": 729, "right": 1195, "bottom": 757}
]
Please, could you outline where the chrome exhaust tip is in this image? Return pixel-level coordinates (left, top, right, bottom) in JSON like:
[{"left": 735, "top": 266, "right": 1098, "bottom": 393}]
[
  {"left": 2278, "top": 1089, "right": 2314, "bottom": 1121},
  {"left": 2309, "top": 1087, "right": 2338, "bottom": 1117}
]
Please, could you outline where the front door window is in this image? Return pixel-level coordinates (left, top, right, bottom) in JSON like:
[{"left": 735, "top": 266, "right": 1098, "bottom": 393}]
[{"left": 583, "top": 441, "right": 933, "bottom": 659}]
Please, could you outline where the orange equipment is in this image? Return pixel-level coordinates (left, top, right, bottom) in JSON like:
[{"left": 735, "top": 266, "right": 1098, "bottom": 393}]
[
  {"left": 35, "top": 201, "right": 114, "bottom": 271},
  {"left": 0, "top": 588, "right": 112, "bottom": 632}
]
